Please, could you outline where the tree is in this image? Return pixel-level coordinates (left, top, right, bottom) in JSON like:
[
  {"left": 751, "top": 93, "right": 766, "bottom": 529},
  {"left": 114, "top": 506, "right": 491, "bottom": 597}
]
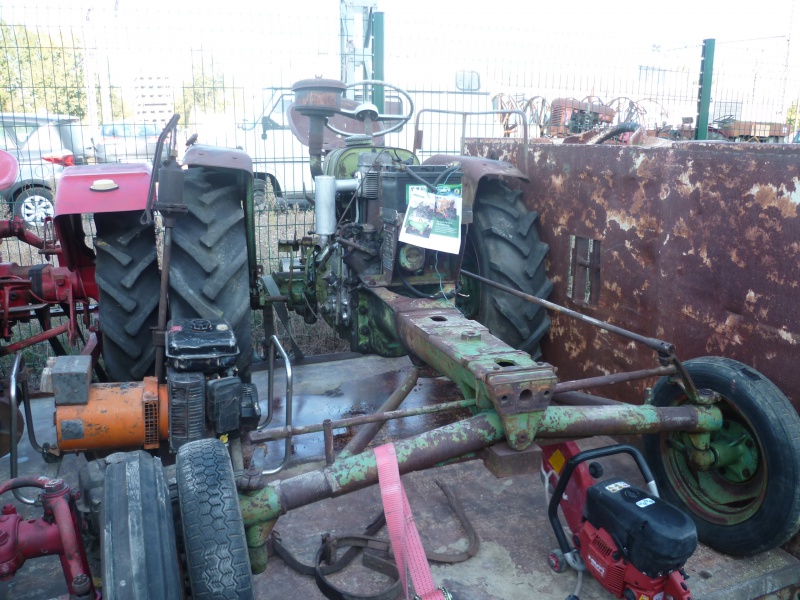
[
  {"left": 0, "top": 22, "right": 88, "bottom": 117},
  {"left": 787, "top": 102, "right": 798, "bottom": 131},
  {"left": 180, "top": 62, "right": 229, "bottom": 125}
]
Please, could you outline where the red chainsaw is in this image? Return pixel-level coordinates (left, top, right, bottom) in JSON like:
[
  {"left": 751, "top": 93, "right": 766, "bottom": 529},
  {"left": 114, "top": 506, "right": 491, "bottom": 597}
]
[{"left": 542, "top": 443, "right": 696, "bottom": 600}]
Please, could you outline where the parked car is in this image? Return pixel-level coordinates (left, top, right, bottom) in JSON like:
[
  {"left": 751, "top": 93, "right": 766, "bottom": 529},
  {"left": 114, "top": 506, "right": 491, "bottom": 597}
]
[
  {"left": 95, "top": 121, "right": 161, "bottom": 163},
  {"left": 0, "top": 112, "right": 94, "bottom": 225}
]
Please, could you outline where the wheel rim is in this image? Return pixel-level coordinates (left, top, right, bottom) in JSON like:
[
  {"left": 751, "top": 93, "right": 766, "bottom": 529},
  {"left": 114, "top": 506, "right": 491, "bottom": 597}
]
[
  {"left": 19, "top": 193, "right": 54, "bottom": 224},
  {"left": 660, "top": 393, "right": 766, "bottom": 525}
]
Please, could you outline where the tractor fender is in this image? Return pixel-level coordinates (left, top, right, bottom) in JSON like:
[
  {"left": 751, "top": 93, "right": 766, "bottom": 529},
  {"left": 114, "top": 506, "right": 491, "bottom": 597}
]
[
  {"left": 182, "top": 144, "right": 253, "bottom": 175},
  {"left": 422, "top": 154, "right": 528, "bottom": 224}
]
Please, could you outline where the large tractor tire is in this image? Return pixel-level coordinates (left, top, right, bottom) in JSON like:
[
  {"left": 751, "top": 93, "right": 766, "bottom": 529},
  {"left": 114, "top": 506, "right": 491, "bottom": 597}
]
[
  {"left": 177, "top": 438, "right": 254, "bottom": 600},
  {"left": 459, "top": 179, "right": 553, "bottom": 359},
  {"left": 102, "top": 451, "right": 183, "bottom": 600},
  {"left": 95, "top": 212, "right": 160, "bottom": 382},
  {"left": 169, "top": 168, "right": 252, "bottom": 381},
  {"left": 643, "top": 357, "right": 800, "bottom": 556}
]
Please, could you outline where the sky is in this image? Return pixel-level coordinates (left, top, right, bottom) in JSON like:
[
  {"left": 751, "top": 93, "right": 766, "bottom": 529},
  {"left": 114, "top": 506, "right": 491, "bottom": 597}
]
[{"left": 1, "top": 0, "right": 798, "bottom": 124}]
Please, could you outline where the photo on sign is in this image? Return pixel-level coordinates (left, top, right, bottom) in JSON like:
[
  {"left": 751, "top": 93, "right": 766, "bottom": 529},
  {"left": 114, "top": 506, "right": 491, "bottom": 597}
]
[{"left": 399, "top": 184, "right": 462, "bottom": 254}]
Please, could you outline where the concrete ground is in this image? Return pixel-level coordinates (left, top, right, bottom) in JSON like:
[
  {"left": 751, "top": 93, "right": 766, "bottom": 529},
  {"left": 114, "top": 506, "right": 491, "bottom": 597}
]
[{"left": 2, "top": 354, "right": 800, "bottom": 599}]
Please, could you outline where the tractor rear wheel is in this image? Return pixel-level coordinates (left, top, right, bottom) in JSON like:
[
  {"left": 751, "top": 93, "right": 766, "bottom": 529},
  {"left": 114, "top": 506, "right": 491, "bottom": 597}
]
[
  {"left": 95, "top": 212, "right": 160, "bottom": 381},
  {"left": 177, "top": 438, "right": 254, "bottom": 599},
  {"left": 102, "top": 451, "right": 183, "bottom": 600},
  {"left": 643, "top": 357, "right": 800, "bottom": 556},
  {"left": 169, "top": 168, "right": 252, "bottom": 382},
  {"left": 459, "top": 179, "right": 553, "bottom": 359}
]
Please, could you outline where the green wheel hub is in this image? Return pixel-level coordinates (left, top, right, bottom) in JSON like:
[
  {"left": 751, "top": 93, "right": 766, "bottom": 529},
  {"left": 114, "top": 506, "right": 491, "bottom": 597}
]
[{"left": 661, "top": 397, "right": 765, "bottom": 525}]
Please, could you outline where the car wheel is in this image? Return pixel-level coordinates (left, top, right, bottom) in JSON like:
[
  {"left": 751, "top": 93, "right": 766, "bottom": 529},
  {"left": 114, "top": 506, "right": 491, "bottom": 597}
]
[{"left": 14, "top": 187, "right": 54, "bottom": 225}]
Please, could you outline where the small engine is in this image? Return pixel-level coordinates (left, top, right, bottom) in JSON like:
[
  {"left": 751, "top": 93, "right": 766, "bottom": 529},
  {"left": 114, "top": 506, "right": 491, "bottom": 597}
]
[
  {"left": 544, "top": 443, "right": 696, "bottom": 600},
  {"left": 166, "top": 317, "right": 260, "bottom": 451}
]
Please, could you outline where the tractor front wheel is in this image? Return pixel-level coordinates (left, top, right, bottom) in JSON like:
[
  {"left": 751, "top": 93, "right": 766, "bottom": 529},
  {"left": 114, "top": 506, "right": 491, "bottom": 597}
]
[{"left": 643, "top": 357, "right": 800, "bottom": 555}]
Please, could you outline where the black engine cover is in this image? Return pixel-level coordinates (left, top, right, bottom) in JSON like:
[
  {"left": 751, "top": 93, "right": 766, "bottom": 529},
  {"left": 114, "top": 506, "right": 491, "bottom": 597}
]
[
  {"left": 585, "top": 479, "right": 697, "bottom": 577},
  {"left": 165, "top": 318, "right": 239, "bottom": 373}
]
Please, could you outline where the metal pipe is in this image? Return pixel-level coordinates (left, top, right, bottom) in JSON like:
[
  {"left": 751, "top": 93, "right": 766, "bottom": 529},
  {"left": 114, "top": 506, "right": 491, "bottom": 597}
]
[
  {"left": 9, "top": 354, "right": 35, "bottom": 504},
  {"left": 461, "top": 269, "right": 675, "bottom": 355},
  {"left": 154, "top": 221, "right": 173, "bottom": 383},
  {"left": 553, "top": 366, "right": 678, "bottom": 394},
  {"left": 261, "top": 336, "right": 293, "bottom": 475},
  {"left": 249, "top": 398, "right": 476, "bottom": 443},
  {"left": 239, "top": 412, "right": 505, "bottom": 527},
  {"left": 535, "top": 404, "right": 722, "bottom": 438},
  {"left": 5, "top": 322, "right": 69, "bottom": 354},
  {"left": 552, "top": 390, "right": 625, "bottom": 406},
  {"left": 338, "top": 366, "right": 420, "bottom": 459},
  {"left": 337, "top": 237, "right": 377, "bottom": 256},
  {"left": 323, "top": 419, "right": 334, "bottom": 466}
]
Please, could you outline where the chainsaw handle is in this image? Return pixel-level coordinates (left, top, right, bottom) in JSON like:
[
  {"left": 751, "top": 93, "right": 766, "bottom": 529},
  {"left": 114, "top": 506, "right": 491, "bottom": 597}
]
[{"left": 547, "top": 444, "right": 658, "bottom": 556}]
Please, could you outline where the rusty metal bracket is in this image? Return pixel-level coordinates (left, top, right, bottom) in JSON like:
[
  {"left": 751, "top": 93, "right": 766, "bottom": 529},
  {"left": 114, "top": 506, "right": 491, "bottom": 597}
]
[{"left": 370, "top": 286, "right": 557, "bottom": 450}]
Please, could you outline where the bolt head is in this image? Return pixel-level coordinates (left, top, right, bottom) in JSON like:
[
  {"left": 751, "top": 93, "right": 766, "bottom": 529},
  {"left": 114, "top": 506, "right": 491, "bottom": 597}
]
[{"left": 44, "top": 478, "right": 65, "bottom": 493}]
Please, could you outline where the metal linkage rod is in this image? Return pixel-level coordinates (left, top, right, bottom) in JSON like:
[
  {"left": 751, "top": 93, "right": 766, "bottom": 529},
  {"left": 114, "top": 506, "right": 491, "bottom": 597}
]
[
  {"left": 249, "top": 398, "right": 476, "bottom": 443},
  {"left": 461, "top": 269, "right": 675, "bottom": 355}
]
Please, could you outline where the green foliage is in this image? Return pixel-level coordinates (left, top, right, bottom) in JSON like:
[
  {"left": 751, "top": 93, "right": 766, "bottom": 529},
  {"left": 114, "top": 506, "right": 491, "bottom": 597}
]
[
  {"left": 787, "top": 102, "right": 798, "bottom": 129},
  {"left": 0, "top": 21, "right": 88, "bottom": 117},
  {"left": 180, "top": 62, "right": 229, "bottom": 122}
]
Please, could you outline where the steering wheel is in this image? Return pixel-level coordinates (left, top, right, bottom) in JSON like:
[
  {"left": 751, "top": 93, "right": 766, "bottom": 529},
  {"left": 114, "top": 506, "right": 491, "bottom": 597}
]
[{"left": 324, "top": 80, "right": 414, "bottom": 138}]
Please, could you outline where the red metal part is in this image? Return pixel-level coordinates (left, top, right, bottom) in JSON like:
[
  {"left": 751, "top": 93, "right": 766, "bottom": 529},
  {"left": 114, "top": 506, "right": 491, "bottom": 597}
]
[
  {"left": 579, "top": 521, "right": 692, "bottom": 600},
  {"left": 0, "top": 151, "right": 18, "bottom": 189},
  {"left": 0, "top": 260, "right": 96, "bottom": 352},
  {"left": 0, "top": 477, "right": 95, "bottom": 597},
  {"left": 542, "top": 442, "right": 593, "bottom": 536},
  {"left": 54, "top": 163, "right": 151, "bottom": 217},
  {"left": 464, "top": 138, "right": 800, "bottom": 411}
]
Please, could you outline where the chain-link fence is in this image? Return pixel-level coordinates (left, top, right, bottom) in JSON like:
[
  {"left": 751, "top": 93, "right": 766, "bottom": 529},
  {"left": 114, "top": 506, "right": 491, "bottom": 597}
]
[{"left": 1, "top": 1, "right": 799, "bottom": 381}]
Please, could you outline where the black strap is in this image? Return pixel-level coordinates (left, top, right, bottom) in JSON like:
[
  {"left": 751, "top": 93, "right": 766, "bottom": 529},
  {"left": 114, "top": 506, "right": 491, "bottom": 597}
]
[
  {"left": 314, "top": 538, "right": 401, "bottom": 600},
  {"left": 275, "top": 480, "right": 477, "bottom": 600},
  {"left": 272, "top": 511, "right": 387, "bottom": 576}
]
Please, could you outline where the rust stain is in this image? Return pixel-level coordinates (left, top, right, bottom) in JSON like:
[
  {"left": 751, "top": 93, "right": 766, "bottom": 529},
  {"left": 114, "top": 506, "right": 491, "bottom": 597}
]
[{"left": 749, "top": 183, "right": 799, "bottom": 219}]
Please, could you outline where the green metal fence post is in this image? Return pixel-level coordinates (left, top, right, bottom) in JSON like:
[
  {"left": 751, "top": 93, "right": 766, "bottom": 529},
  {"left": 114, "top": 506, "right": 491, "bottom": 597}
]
[
  {"left": 695, "top": 38, "right": 716, "bottom": 140},
  {"left": 372, "top": 11, "right": 385, "bottom": 113}
]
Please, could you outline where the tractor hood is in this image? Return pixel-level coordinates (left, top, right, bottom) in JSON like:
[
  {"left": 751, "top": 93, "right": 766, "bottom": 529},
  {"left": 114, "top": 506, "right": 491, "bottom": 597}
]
[{"left": 54, "top": 163, "right": 152, "bottom": 216}]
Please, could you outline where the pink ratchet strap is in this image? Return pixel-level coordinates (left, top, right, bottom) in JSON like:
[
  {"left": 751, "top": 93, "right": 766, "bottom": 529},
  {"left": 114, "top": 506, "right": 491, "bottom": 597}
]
[{"left": 374, "top": 443, "right": 447, "bottom": 600}]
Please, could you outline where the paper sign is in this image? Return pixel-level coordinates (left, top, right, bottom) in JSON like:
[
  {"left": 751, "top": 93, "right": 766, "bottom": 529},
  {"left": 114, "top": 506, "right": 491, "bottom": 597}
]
[{"left": 398, "top": 183, "right": 462, "bottom": 254}]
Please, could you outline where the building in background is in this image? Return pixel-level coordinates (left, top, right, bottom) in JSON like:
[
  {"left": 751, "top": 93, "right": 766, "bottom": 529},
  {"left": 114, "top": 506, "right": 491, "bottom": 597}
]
[{"left": 133, "top": 75, "right": 174, "bottom": 126}]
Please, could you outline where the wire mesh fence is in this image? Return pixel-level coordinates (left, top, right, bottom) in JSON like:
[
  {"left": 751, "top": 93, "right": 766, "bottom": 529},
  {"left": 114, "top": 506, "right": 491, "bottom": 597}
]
[{"left": 0, "top": 1, "right": 798, "bottom": 382}]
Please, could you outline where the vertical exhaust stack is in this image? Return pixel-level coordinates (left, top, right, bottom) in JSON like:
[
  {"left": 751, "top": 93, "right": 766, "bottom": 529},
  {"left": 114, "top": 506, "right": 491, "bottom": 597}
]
[{"left": 314, "top": 176, "right": 337, "bottom": 248}]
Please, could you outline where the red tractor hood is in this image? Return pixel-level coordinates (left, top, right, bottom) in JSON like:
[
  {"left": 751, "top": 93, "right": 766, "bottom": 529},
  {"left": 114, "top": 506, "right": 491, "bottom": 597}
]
[{"left": 55, "top": 163, "right": 152, "bottom": 216}]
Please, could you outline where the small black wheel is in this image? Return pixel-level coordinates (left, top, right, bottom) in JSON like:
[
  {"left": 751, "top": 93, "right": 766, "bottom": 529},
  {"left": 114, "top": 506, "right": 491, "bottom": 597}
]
[
  {"left": 177, "top": 438, "right": 254, "bottom": 600},
  {"left": 102, "top": 451, "right": 183, "bottom": 599},
  {"left": 460, "top": 179, "right": 553, "bottom": 359},
  {"left": 643, "top": 357, "right": 800, "bottom": 555},
  {"left": 14, "top": 186, "right": 54, "bottom": 225}
]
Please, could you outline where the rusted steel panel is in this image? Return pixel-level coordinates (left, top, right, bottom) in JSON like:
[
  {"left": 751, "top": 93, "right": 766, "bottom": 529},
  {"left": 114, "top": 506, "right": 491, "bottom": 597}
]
[{"left": 465, "top": 138, "right": 800, "bottom": 410}]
